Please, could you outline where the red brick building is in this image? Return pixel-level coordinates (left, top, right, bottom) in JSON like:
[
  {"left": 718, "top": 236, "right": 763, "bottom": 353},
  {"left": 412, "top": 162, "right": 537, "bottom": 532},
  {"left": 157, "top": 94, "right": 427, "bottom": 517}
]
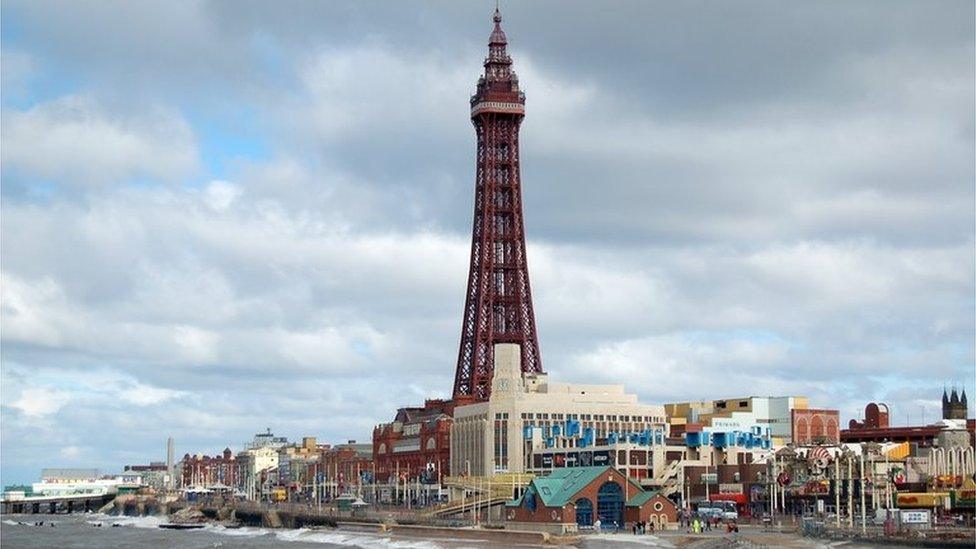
[
  {"left": 179, "top": 448, "right": 237, "bottom": 489},
  {"left": 373, "top": 399, "right": 453, "bottom": 483},
  {"left": 314, "top": 441, "right": 373, "bottom": 494},
  {"left": 791, "top": 408, "right": 840, "bottom": 444},
  {"left": 505, "top": 466, "right": 677, "bottom": 534}
]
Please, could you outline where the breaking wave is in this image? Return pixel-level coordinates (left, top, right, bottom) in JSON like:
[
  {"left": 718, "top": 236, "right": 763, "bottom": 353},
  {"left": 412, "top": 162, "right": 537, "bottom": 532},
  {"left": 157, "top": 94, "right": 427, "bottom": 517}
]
[{"left": 273, "top": 527, "right": 444, "bottom": 548}]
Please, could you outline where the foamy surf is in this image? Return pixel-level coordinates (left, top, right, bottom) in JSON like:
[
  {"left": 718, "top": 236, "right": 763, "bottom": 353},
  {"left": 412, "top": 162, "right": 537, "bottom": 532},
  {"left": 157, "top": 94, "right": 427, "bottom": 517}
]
[
  {"left": 584, "top": 533, "right": 673, "bottom": 547},
  {"left": 205, "top": 524, "right": 273, "bottom": 538},
  {"left": 103, "top": 515, "right": 165, "bottom": 529},
  {"left": 272, "top": 527, "right": 444, "bottom": 548}
]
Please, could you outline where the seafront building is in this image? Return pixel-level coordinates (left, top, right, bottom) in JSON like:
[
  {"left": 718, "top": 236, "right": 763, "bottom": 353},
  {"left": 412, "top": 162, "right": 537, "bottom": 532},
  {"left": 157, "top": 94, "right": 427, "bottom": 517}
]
[
  {"left": 451, "top": 344, "right": 667, "bottom": 478},
  {"left": 29, "top": 469, "right": 141, "bottom": 498},
  {"left": 665, "top": 396, "right": 815, "bottom": 446},
  {"left": 373, "top": 400, "right": 452, "bottom": 485}
]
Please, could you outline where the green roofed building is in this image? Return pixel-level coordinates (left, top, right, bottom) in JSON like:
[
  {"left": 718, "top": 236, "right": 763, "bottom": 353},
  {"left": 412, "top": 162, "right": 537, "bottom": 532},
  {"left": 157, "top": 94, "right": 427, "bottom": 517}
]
[{"left": 504, "top": 466, "right": 677, "bottom": 534}]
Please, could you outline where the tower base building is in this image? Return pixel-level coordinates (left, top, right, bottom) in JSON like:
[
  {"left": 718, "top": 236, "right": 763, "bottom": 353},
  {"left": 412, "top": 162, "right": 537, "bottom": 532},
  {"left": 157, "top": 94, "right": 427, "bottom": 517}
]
[{"left": 451, "top": 343, "right": 667, "bottom": 477}]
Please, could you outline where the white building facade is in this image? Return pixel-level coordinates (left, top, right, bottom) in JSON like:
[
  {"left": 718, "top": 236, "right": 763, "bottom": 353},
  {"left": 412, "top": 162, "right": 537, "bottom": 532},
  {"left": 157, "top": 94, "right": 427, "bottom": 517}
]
[{"left": 451, "top": 344, "right": 667, "bottom": 477}]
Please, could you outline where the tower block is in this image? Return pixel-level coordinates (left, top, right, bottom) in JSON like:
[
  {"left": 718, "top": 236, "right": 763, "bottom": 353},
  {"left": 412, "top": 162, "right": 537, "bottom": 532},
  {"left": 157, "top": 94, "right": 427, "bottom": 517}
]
[{"left": 453, "top": 9, "right": 543, "bottom": 403}]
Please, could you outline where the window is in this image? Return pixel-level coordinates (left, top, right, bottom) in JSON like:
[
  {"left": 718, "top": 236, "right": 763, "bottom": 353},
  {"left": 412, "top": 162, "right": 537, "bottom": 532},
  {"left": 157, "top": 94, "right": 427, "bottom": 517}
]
[
  {"left": 597, "top": 482, "right": 624, "bottom": 526},
  {"left": 739, "top": 401, "right": 749, "bottom": 407},
  {"left": 575, "top": 498, "right": 594, "bottom": 526}
]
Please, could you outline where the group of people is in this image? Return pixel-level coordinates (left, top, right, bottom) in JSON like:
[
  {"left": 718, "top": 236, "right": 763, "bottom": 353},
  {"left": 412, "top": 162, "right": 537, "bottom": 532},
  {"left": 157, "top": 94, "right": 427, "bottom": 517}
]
[
  {"left": 630, "top": 520, "right": 656, "bottom": 535},
  {"left": 679, "top": 512, "right": 739, "bottom": 535}
]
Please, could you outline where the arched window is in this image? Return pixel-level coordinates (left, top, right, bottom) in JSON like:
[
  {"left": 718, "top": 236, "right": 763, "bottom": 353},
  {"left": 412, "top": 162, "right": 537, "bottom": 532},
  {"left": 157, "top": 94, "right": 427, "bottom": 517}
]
[
  {"left": 597, "top": 481, "right": 624, "bottom": 527},
  {"left": 378, "top": 443, "right": 387, "bottom": 454},
  {"left": 811, "top": 415, "right": 825, "bottom": 440},
  {"left": 575, "top": 498, "right": 593, "bottom": 526},
  {"left": 426, "top": 438, "right": 436, "bottom": 450},
  {"left": 794, "top": 417, "right": 809, "bottom": 442},
  {"left": 825, "top": 417, "right": 838, "bottom": 441}
]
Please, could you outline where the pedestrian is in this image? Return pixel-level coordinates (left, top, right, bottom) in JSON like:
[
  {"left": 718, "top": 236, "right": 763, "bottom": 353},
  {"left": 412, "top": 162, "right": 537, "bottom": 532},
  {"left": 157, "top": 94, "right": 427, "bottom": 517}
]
[
  {"left": 633, "top": 522, "right": 637, "bottom": 535},
  {"left": 594, "top": 518, "right": 601, "bottom": 533}
]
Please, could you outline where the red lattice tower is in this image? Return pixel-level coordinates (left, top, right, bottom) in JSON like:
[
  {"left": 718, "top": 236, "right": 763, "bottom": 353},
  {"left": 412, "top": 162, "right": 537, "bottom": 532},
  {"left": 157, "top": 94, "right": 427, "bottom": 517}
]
[{"left": 453, "top": 9, "right": 543, "bottom": 403}]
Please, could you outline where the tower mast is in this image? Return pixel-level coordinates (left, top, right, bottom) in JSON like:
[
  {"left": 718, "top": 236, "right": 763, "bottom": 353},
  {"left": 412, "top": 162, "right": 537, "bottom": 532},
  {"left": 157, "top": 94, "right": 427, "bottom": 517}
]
[{"left": 453, "top": 8, "right": 543, "bottom": 402}]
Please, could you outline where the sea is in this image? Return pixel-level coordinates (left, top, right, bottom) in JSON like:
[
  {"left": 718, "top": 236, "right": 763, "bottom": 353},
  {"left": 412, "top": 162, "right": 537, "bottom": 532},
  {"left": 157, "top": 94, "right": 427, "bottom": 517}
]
[{"left": 0, "top": 514, "right": 675, "bottom": 548}]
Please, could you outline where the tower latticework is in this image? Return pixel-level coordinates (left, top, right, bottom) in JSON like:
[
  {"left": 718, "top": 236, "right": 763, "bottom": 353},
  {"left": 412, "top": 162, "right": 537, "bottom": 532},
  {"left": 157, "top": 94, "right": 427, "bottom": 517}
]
[{"left": 453, "top": 9, "right": 543, "bottom": 402}]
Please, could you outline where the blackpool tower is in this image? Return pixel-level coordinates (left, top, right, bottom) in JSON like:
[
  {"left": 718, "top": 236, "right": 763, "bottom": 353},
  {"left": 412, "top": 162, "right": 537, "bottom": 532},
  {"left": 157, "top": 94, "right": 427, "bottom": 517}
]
[{"left": 453, "top": 9, "right": 543, "bottom": 403}]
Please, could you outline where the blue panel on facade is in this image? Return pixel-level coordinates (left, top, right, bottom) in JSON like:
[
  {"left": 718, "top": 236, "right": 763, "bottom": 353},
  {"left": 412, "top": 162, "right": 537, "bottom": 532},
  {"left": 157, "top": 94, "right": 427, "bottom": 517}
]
[
  {"left": 685, "top": 432, "right": 702, "bottom": 447},
  {"left": 552, "top": 425, "right": 561, "bottom": 436},
  {"left": 523, "top": 425, "right": 533, "bottom": 439},
  {"left": 608, "top": 433, "right": 618, "bottom": 444},
  {"left": 712, "top": 432, "right": 728, "bottom": 449}
]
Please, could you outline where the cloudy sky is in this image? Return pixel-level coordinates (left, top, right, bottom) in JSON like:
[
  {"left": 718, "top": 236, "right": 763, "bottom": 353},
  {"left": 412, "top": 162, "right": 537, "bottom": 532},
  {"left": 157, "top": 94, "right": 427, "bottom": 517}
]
[{"left": 1, "top": 1, "right": 973, "bottom": 484}]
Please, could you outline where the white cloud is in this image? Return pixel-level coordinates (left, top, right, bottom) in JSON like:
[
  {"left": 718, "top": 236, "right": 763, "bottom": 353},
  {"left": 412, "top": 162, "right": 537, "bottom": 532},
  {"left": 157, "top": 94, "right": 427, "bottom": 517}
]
[
  {"left": 1, "top": 95, "right": 199, "bottom": 187},
  {"left": 9, "top": 388, "right": 72, "bottom": 417},
  {"left": 118, "top": 381, "right": 186, "bottom": 407},
  {"left": 173, "top": 325, "right": 220, "bottom": 364},
  {"left": 204, "top": 180, "right": 242, "bottom": 211},
  {"left": 0, "top": 273, "right": 68, "bottom": 347}
]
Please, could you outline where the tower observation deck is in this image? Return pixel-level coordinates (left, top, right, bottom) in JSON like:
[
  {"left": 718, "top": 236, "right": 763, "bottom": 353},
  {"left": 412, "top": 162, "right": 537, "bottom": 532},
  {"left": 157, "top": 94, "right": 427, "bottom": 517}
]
[{"left": 453, "top": 9, "right": 543, "bottom": 403}]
